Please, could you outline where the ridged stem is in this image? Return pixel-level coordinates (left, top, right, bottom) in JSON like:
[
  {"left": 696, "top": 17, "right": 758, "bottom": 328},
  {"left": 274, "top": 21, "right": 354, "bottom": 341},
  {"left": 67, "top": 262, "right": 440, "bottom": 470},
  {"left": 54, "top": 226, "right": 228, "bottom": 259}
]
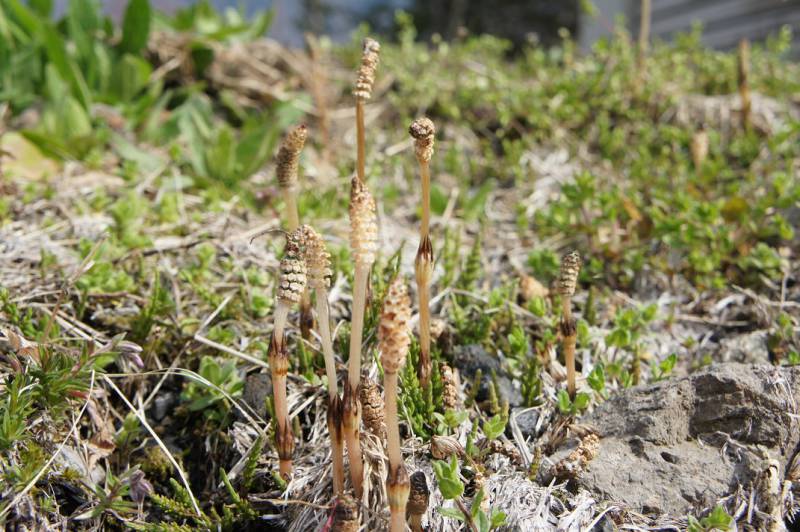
[
  {"left": 561, "top": 298, "right": 576, "bottom": 399},
  {"left": 384, "top": 372, "right": 401, "bottom": 469},
  {"left": 270, "top": 304, "right": 293, "bottom": 478},
  {"left": 315, "top": 290, "right": 338, "bottom": 397},
  {"left": 344, "top": 263, "right": 370, "bottom": 497},
  {"left": 315, "top": 288, "right": 345, "bottom": 495}
]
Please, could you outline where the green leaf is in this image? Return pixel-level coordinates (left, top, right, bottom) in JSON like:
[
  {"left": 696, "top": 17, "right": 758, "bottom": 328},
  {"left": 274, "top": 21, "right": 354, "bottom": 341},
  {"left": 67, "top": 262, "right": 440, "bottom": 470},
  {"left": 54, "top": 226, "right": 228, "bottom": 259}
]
[
  {"left": 482, "top": 414, "right": 506, "bottom": 440},
  {"left": 490, "top": 510, "right": 507, "bottom": 528},
  {"left": 28, "top": 0, "right": 52, "bottom": 17},
  {"left": 111, "top": 53, "right": 152, "bottom": 101},
  {"left": 432, "top": 457, "right": 464, "bottom": 500},
  {"left": 556, "top": 389, "right": 572, "bottom": 414},
  {"left": 444, "top": 409, "right": 469, "bottom": 428},
  {"left": 120, "top": 0, "right": 151, "bottom": 54},
  {"left": 41, "top": 24, "right": 92, "bottom": 109},
  {"left": 438, "top": 507, "right": 466, "bottom": 521},
  {"left": 703, "top": 506, "right": 733, "bottom": 530},
  {"left": 573, "top": 391, "right": 591, "bottom": 412},
  {"left": 471, "top": 488, "right": 484, "bottom": 518},
  {"left": 476, "top": 510, "right": 490, "bottom": 532},
  {"left": 587, "top": 365, "right": 606, "bottom": 394}
]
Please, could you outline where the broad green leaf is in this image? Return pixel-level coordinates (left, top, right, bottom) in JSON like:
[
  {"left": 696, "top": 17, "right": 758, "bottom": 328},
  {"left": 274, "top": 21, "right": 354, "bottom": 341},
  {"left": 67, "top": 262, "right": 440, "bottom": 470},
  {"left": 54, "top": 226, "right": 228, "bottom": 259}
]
[
  {"left": 438, "top": 507, "right": 466, "bottom": 521},
  {"left": 471, "top": 488, "right": 484, "bottom": 518},
  {"left": 41, "top": 25, "right": 92, "bottom": 109},
  {"left": 28, "top": 0, "right": 51, "bottom": 17},
  {"left": 111, "top": 53, "right": 152, "bottom": 101},
  {"left": 120, "top": 0, "right": 151, "bottom": 54},
  {"left": 490, "top": 510, "right": 507, "bottom": 528},
  {"left": 476, "top": 510, "right": 490, "bottom": 532}
]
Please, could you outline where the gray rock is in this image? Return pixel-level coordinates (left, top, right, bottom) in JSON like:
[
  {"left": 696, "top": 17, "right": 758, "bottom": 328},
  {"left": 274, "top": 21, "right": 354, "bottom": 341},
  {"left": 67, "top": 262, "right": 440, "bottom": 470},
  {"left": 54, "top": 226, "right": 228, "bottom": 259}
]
[
  {"left": 716, "top": 331, "right": 770, "bottom": 364},
  {"left": 557, "top": 363, "right": 800, "bottom": 516},
  {"left": 152, "top": 392, "right": 176, "bottom": 421},
  {"left": 453, "top": 344, "right": 523, "bottom": 407},
  {"left": 509, "top": 407, "right": 541, "bottom": 440}
]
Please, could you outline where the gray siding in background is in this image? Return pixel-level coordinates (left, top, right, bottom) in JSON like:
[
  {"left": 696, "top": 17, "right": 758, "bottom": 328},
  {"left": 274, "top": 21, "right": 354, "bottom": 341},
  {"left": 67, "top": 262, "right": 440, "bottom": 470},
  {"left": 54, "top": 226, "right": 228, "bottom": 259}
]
[{"left": 580, "top": 0, "right": 800, "bottom": 52}]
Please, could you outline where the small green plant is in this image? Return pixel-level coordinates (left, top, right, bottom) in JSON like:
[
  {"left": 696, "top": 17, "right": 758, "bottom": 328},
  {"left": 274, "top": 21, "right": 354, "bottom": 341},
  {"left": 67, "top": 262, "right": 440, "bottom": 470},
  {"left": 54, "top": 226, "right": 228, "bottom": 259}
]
[
  {"left": 606, "top": 304, "right": 657, "bottom": 385},
  {"left": 180, "top": 356, "right": 243, "bottom": 423},
  {"left": 651, "top": 354, "right": 678, "bottom": 381},
  {"left": 556, "top": 389, "right": 591, "bottom": 416},
  {"left": 687, "top": 505, "right": 734, "bottom": 532},
  {"left": 434, "top": 456, "right": 506, "bottom": 531}
]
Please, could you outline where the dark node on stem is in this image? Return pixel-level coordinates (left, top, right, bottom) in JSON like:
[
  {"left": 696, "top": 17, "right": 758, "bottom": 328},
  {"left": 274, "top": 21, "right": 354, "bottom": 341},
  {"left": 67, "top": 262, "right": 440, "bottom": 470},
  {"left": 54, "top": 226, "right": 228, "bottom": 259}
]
[
  {"left": 415, "top": 235, "right": 434, "bottom": 265},
  {"left": 275, "top": 416, "right": 295, "bottom": 461},
  {"left": 386, "top": 463, "right": 410, "bottom": 509},
  {"left": 560, "top": 316, "right": 577, "bottom": 338},
  {"left": 268, "top": 333, "right": 289, "bottom": 375},
  {"left": 341, "top": 380, "right": 362, "bottom": 431},
  {"left": 326, "top": 394, "right": 343, "bottom": 440}
]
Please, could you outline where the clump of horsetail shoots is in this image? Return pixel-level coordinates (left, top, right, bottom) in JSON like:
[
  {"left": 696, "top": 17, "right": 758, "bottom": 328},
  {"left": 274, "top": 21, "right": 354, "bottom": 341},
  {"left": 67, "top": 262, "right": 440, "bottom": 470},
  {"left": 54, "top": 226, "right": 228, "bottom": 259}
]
[
  {"left": 353, "top": 38, "right": 380, "bottom": 183},
  {"left": 557, "top": 251, "right": 581, "bottom": 399},
  {"left": 691, "top": 128, "right": 709, "bottom": 170},
  {"left": 270, "top": 227, "right": 307, "bottom": 479},
  {"left": 379, "top": 277, "right": 412, "bottom": 532},
  {"left": 276, "top": 124, "right": 314, "bottom": 339},
  {"left": 344, "top": 176, "right": 378, "bottom": 497},
  {"left": 302, "top": 225, "right": 345, "bottom": 496},
  {"left": 738, "top": 39, "right": 751, "bottom": 131},
  {"left": 409, "top": 117, "right": 436, "bottom": 389},
  {"left": 407, "top": 471, "right": 430, "bottom": 532}
]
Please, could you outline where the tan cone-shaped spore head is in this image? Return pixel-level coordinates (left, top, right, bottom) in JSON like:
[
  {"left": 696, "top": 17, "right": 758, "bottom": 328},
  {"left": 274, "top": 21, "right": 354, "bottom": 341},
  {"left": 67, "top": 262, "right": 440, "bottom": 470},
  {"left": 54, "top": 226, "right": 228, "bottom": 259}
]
[
  {"left": 379, "top": 277, "right": 412, "bottom": 375},
  {"left": 349, "top": 176, "right": 378, "bottom": 267},
  {"left": 353, "top": 38, "right": 380, "bottom": 101},
  {"left": 276, "top": 125, "right": 308, "bottom": 189},
  {"left": 301, "top": 225, "right": 332, "bottom": 290},
  {"left": 409, "top": 117, "right": 435, "bottom": 163},
  {"left": 278, "top": 228, "right": 307, "bottom": 304},
  {"left": 556, "top": 251, "right": 581, "bottom": 297}
]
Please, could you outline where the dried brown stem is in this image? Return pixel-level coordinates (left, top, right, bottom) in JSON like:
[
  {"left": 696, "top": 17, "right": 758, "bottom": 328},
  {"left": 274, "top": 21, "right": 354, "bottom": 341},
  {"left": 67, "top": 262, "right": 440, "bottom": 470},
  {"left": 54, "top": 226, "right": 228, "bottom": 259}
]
[
  {"left": 557, "top": 251, "right": 581, "bottom": 399},
  {"left": 410, "top": 117, "right": 435, "bottom": 388},
  {"left": 343, "top": 264, "right": 369, "bottom": 497},
  {"left": 342, "top": 379, "right": 364, "bottom": 498},
  {"left": 387, "top": 464, "right": 410, "bottom": 532},
  {"left": 353, "top": 38, "right": 379, "bottom": 183},
  {"left": 326, "top": 394, "right": 345, "bottom": 496},
  {"left": 269, "top": 229, "right": 307, "bottom": 479},
  {"left": 738, "top": 39, "right": 751, "bottom": 131}
]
